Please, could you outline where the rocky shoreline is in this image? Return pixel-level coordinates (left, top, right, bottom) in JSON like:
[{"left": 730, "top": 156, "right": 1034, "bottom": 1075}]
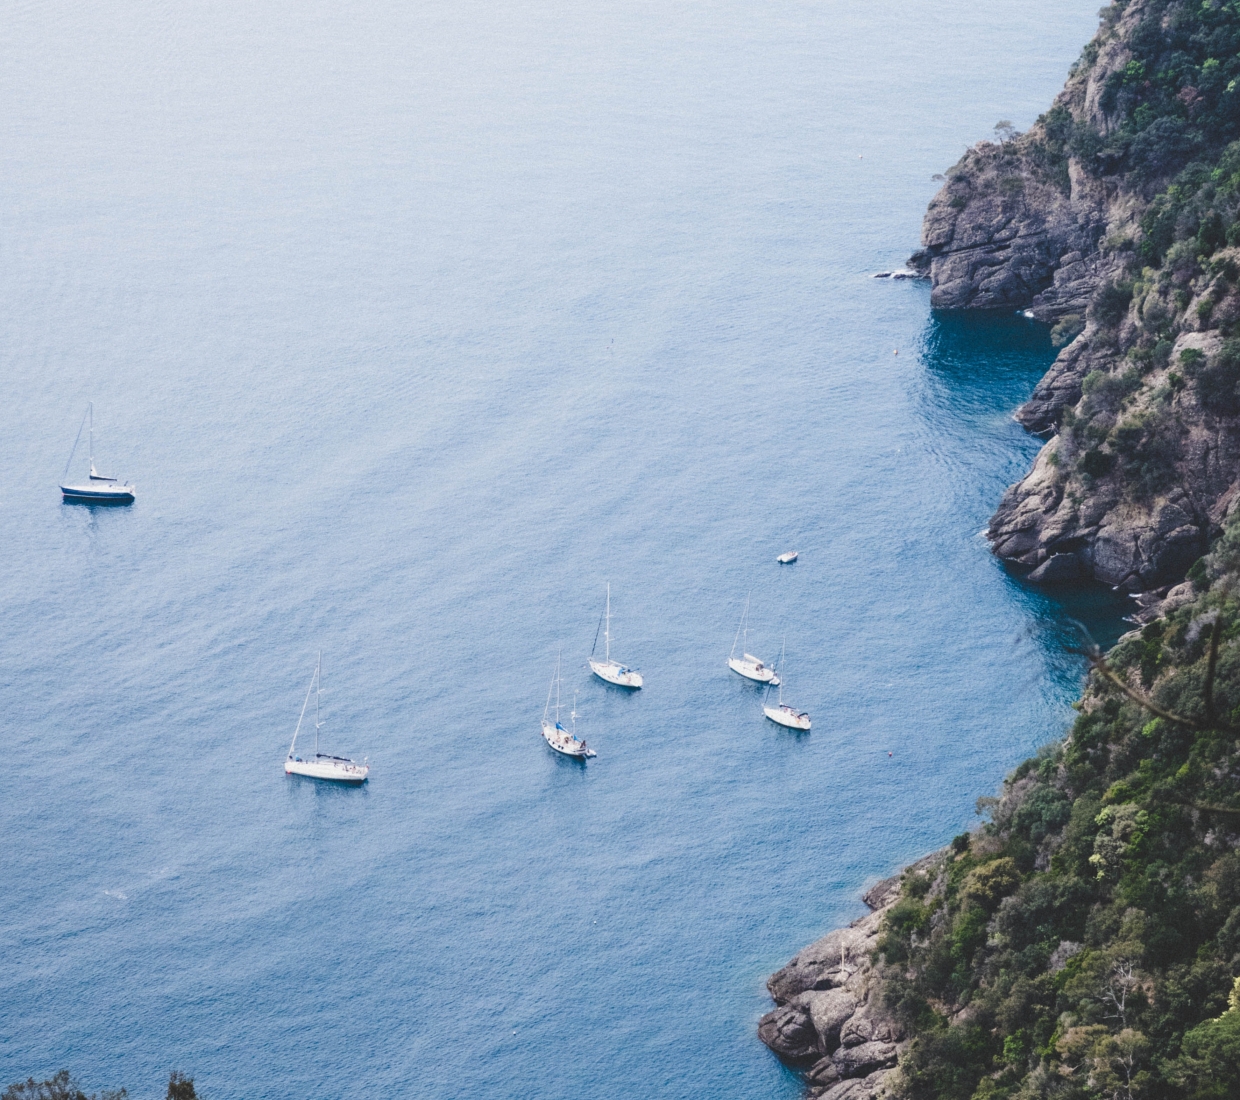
[
  {"left": 760, "top": 1, "right": 1240, "bottom": 1091},
  {"left": 758, "top": 852, "right": 945, "bottom": 1099}
]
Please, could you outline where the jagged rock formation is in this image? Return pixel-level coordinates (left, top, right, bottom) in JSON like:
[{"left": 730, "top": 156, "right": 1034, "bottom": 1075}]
[
  {"left": 908, "top": 2, "right": 1147, "bottom": 319},
  {"left": 910, "top": 0, "right": 1240, "bottom": 592},
  {"left": 758, "top": 855, "right": 945, "bottom": 1099}
]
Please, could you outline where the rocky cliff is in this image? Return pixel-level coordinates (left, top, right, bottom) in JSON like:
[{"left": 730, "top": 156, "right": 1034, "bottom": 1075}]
[
  {"left": 911, "top": 0, "right": 1240, "bottom": 595},
  {"left": 758, "top": 855, "right": 945, "bottom": 1100}
]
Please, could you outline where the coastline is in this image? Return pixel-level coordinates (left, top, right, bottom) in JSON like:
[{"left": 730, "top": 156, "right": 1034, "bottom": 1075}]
[
  {"left": 761, "top": 2, "right": 1240, "bottom": 1093},
  {"left": 759, "top": 852, "right": 946, "bottom": 1099}
]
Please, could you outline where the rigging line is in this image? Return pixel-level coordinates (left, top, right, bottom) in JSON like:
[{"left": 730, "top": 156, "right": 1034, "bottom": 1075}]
[
  {"left": 61, "top": 405, "right": 90, "bottom": 482},
  {"left": 590, "top": 607, "right": 605, "bottom": 658},
  {"left": 287, "top": 665, "right": 317, "bottom": 757},
  {"left": 731, "top": 590, "right": 750, "bottom": 659}
]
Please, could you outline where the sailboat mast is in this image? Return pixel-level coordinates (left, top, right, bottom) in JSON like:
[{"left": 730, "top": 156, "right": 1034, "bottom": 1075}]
[
  {"left": 555, "top": 651, "right": 562, "bottom": 723},
  {"left": 778, "top": 638, "right": 786, "bottom": 706},
  {"left": 605, "top": 583, "right": 611, "bottom": 663},
  {"left": 287, "top": 663, "right": 317, "bottom": 758},
  {"left": 88, "top": 402, "right": 93, "bottom": 476},
  {"left": 731, "top": 594, "right": 749, "bottom": 659},
  {"left": 314, "top": 651, "right": 321, "bottom": 755},
  {"left": 543, "top": 660, "right": 556, "bottom": 721}
]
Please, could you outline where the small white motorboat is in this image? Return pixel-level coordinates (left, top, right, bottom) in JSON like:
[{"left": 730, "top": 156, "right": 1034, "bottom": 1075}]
[
  {"left": 776, "top": 551, "right": 798, "bottom": 564},
  {"left": 727, "top": 596, "right": 780, "bottom": 685},
  {"left": 588, "top": 583, "right": 643, "bottom": 688},
  {"left": 284, "top": 654, "right": 369, "bottom": 783},
  {"left": 541, "top": 654, "right": 595, "bottom": 758},
  {"left": 763, "top": 640, "right": 810, "bottom": 730},
  {"left": 59, "top": 403, "right": 135, "bottom": 503}
]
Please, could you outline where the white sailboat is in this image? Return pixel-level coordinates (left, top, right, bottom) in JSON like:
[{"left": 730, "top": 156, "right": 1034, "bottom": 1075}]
[
  {"left": 588, "top": 583, "right": 642, "bottom": 688},
  {"left": 284, "top": 654, "right": 369, "bottom": 783},
  {"left": 59, "top": 403, "right": 136, "bottom": 503},
  {"left": 763, "top": 639, "right": 810, "bottom": 730},
  {"left": 727, "top": 595, "right": 780, "bottom": 685},
  {"left": 541, "top": 653, "right": 595, "bottom": 758}
]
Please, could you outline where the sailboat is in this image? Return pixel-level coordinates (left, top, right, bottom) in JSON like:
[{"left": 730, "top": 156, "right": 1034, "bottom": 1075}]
[
  {"left": 727, "top": 595, "right": 780, "bottom": 684},
  {"left": 588, "top": 584, "right": 643, "bottom": 688},
  {"left": 541, "top": 653, "right": 595, "bottom": 758},
  {"left": 763, "top": 639, "right": 810, "bottom": 730},
  {"left": 59, "top": 403, "right": 136, "bottom": 503},
  {"left": 284, "top": 654, "right": 369, "bottom": 783}
]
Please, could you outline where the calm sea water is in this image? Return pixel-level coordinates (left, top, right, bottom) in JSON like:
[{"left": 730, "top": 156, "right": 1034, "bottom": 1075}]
[{"left": 0, "top": 2, "right": 1114, "bottom": 1097}]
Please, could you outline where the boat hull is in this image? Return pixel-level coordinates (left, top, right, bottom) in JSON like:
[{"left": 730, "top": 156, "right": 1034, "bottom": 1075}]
[
  {"left": 60, "top": 483, "right": 135, "bottom": 504},
  {"left": 776, "top": 551, "right": 798, "bottom": 564},
  {"left": 728, "top": 655, "right": 779, "bottom": 685},
  {"left": 764, "top": 705, "right": 811, "bottom": 731},
  {"left": 541, "top": 719, "right": 594, "bottom": 758},
  {"left": 285, "top": 757, "right": 369, "bottom": 783},
  {"left": 589, "top": 659, "right": 642, "bottom": 688}
]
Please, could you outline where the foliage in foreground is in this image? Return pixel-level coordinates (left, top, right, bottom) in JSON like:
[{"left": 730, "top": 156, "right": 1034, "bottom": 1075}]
[
  {"left": 0, "top": 1072, "right": 195, "bottom": 1100},
  {"left": 880, "top": 515, "right": 1240, "bottom": 1099}
]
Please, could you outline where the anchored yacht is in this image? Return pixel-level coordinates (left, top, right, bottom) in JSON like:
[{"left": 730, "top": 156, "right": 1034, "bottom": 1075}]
[
  {"left": 284, "top": 654, "right": 369, "bottom": 783},
  {"left": 763, "top": 640, "right": 810, "bottom": 730},
  {"left": 59, "top": 403, "right": 135, "bottom": 503},
  {"left": 727, "top": 595, "right": 780, "bottom": 685},
  {"left": 541, "top": 653, "right": 595, "bottom": 758},
  {"left": 588, "top": 584, "right": 642, "bottom": 688}
]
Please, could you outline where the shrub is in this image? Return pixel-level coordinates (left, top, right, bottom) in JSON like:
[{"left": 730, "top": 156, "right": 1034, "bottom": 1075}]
[
  {"left": 1190, "top": 338, "right": 1240, "bottom": 414},
  {"left": 1050, "top": 313, "right": 1086, "bottom": 347},
  {"left": 1090, "top": 279, "right": 1135, "bottom": 327},
  {"left": 1081, "top": 447, "right": 1116, "bottom": 477}
]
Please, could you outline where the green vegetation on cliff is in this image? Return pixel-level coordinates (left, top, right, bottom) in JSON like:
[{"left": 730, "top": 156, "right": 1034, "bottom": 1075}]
[
  {"left": 1046, "top": 0, "right": 1240, "bottom": 187},
  {"left": 880, "top": 518, "right": 1240, "bottom": 1099}
]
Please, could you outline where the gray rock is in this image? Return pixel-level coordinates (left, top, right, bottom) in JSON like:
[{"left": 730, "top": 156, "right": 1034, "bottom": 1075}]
[
  {"left": 808, "top": 1041, "right": 899, "bottom": 1085},
  {"left": 814, "top": 1069, "right": 893, "bottom": 1100},
  {"left": 757, "top": 1002, "right": 819, "bottom": 1062},
  {"left": 1016, "top": 328, "right": 1111, "bottom": 434},
  {"left": 1027, "top": 553, "right": 1084, "bottom": 584},
  {"left": 798, "top": 988, "right": 858, "bottom": 1050},
  {"left": 767, "top": 924, "right": 872, "bottom": 1003},
  {"left": 839, "top": 1009, "right": 898, "bottom": 1048}
]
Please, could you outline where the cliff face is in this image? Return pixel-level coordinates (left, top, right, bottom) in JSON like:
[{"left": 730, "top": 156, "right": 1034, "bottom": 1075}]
[
  {"left": 758, "top": 856, "right": 944, "bottom": 1100},
  {"left": 909, "top": 0, "right": 1145, "bottom": 318},
  {"left": 913, "top": 0, "right": 1240, "bottom": 593}
]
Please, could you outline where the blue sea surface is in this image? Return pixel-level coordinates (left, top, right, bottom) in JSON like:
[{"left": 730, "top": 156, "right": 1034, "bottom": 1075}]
[{"left": 1, "top": 2, "right": 1117, "bottom": 1097}]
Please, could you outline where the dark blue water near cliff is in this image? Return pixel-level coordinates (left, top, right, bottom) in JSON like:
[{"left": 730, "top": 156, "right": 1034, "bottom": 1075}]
[{"left": 0, "top": 2, "right": 1118, "bottom": 1097}]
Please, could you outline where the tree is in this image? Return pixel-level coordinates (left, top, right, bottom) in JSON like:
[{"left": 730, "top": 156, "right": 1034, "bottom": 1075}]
[
  {"left": 166, "top": 1074, "right": 196, "bottom": 1100},
  {"left": 994, "top": 119, "right": 1018, "bottom": 144},
  {"left": 1, "top": 1072, "right": 125, "bottom": 1100}
]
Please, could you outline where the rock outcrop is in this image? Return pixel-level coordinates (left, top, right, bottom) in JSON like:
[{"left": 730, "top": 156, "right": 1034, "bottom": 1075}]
[
  {"left": 907, "top": 2, "right": 1151, "bottom": 319},
  {"left": 908, "top": 0, "right": 1240, "bottom": 594},
  {"left": 759, "top": 853, "right": 945, "bottom": 1099}
]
